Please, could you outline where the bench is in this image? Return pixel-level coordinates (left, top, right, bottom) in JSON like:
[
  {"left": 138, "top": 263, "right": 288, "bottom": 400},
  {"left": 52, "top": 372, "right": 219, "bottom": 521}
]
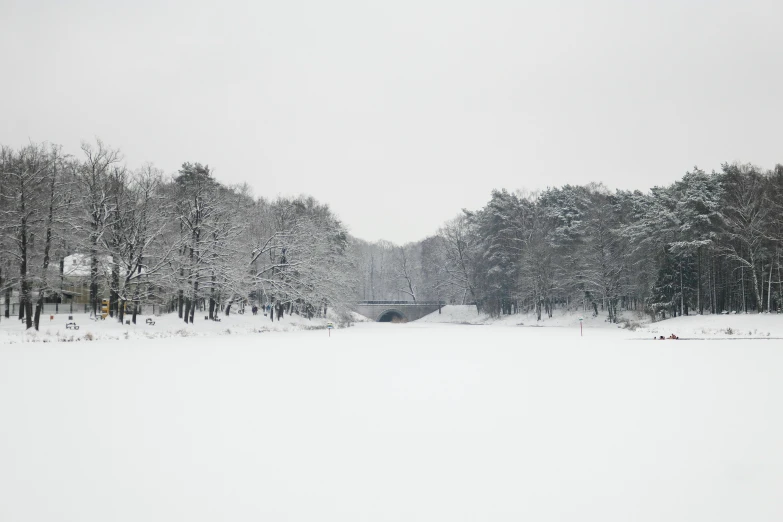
[
  {"left": 146, "top": 318, "right": 155, "bottom": 326},
  {"left": 65, "top": 323, "right": 79, "bottom": 330}
]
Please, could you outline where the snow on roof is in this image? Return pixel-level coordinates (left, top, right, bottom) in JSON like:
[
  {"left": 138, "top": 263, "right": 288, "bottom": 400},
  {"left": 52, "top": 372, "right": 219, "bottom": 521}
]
[
  {"left": 62, "top": 253, "right": 145, "bottom": 277},
  {"left": 64, "top": 254, "right": 104, "bottom": 277}
]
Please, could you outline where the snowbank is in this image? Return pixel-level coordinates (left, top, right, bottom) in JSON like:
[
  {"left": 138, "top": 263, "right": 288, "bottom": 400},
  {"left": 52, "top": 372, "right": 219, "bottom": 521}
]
[
  {"left": 419, "top": 305, "right": 645, "bottom": 330},
  {"left": 0, "top": 309, "right": 356, "bottom": 344},
  {"left": 638, "top": 313, "right": 783, "bottom": 339},
  {"left": 420, "top": 305, "right": 783, "bottom": 339}
]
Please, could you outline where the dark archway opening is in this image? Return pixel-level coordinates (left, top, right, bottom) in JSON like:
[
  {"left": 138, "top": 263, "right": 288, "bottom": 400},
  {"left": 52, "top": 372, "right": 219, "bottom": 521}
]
[{"left": 378, "top": 310, "right": 407, "bottom": 323}]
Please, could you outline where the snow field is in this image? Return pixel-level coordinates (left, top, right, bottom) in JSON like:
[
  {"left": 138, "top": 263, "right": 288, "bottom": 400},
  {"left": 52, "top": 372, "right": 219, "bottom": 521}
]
[{"left": 1, "top": 322, "right": 782, "bottom": 521}]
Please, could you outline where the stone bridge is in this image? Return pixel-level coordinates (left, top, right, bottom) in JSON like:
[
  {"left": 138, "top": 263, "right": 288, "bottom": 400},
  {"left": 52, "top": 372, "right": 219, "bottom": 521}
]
[{"left": 352, "top": 301, "right": 445, "bottom": 322}]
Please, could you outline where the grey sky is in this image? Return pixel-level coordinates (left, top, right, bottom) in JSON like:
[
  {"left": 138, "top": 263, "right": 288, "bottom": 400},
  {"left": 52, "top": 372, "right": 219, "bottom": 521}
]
[{"left": 2, "top": 0, "right": 782, "bottom": 244}]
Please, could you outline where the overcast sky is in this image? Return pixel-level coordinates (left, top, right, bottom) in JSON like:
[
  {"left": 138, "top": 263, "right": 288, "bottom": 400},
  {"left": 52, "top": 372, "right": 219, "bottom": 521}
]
[{"left": 2, "top": 0, "right": 782, "bottom": 243}]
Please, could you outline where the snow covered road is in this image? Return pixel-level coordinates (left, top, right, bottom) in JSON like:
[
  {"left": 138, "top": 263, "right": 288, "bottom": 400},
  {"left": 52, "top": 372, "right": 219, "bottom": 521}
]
[{"left": 1, "top": 323, "right": 781, "bottom": 521}]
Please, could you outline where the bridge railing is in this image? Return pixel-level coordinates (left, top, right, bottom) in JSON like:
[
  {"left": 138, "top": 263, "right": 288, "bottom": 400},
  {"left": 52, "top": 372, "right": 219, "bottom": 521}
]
[{"left": 354, "top": 300, "right": 446, "bottom": 306}]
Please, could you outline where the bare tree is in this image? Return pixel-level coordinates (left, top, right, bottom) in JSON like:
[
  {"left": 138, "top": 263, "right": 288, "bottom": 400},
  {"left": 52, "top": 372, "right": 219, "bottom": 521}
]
[
  {"left": 77, "top": 139, "right": 122, "bottom": 317},
  {"left": 720, "top": 164, "right": 770, "bottom": 312},
  {"left": 392, "top": 245, "right": 418, "bottom": 302}
]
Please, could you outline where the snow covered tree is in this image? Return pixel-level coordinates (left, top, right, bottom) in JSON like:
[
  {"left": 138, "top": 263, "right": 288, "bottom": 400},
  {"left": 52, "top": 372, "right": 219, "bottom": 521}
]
[
  {"left": 0, "top": 143, "right": 75, "bottom": 329},
  {"left": 171, "top": 162, "right": 227, "bottom": 323},
  {"left": 433, "top": 214, "right": 481, "bottom": 306},
  {"left": 577, "top": 185, "right": 629, "bottom": 323},
  {"left": 718, "top": 163, "right": 770, "bottom": 312},
  {"left": 251, "top": 196, "right": 355, "bottom": 318},
  {"left": 76, "top": 139, "right": 123, "bottom": 318},
  {"left": 103, "top": 164, "right": 179, "bottom": 323}
]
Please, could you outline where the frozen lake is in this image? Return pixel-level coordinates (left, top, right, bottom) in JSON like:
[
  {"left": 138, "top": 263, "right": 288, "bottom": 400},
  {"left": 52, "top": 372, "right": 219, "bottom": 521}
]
[{"left": 1, "top": 323, "right": 782, "bottom": 521}]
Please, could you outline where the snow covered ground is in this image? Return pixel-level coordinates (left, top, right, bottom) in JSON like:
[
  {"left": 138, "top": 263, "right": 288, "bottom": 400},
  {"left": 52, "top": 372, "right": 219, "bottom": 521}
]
[
  {"left": 419, "top": 304, "right": 627, "bottom": 328},
  {"left": 1, "top": 322, "right": 782, "bottom": 521},
  {"left": 639, "top": 313, "right": 783, "bottom": 339},
  {"left": 4, "top": 304, "right": 780, "bottom": 345},
  {"left": 0, "top": 309, "right": 357, "bottom": 344},
  {"left": 421, "top": 305, "right": 783, "bottom": 338}
]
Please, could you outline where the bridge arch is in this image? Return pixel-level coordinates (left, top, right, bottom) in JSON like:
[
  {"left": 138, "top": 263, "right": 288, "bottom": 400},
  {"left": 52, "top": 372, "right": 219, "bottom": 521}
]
[
  {"left": 377, "top": 309, "right": 407, "bottom": 323},
  {"left": 352, "top": 301, "right": 444, "bottom": 323}
]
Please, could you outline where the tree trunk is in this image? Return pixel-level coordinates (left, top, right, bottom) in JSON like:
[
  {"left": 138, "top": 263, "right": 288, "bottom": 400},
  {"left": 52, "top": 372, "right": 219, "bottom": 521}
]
[
  {"left": 777, "top": 250, "right": 782, "bottom": 313},
  {"left": 24, "top": 300, "right": 33, "bottom": 330},
  {"left": 741, "top": 265, "right": 746, "bottom": 312},
  {"left": 679, "top": 260, "right": 684, "bottom": 317},
  {"left": 59, "top": 257, "right": 65, "bottom": 314},
  {"left": 697, "top": 247, "right": 702, "bottom": 314},
  {"left": 34, "top": 164, "right": 57, "bottom": 332},
  {"left": 90, "top": 244, "right": 100, "bottom": 318},
  {"left": 110, "top": 261, "right": 120, "bottom": 318},
  {"left": 190, "top": 279, "right": 198, "bottom": 323},
  {"left": 33, "top": 297, "right": 42, "bottom": 331},
  {"left": 749, "top": 253, "right": 762, "bottom": 312},
  {"left": 131, "top": 282, "right": 141, "bottom": 325},
  {"left": 20, "top": 226, "right": 29, "bottom": 325}
]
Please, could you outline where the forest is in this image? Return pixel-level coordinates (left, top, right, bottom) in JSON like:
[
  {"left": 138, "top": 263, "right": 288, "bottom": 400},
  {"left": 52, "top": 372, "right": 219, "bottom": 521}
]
[
  {"left": 356, "top": 164, "right": 783, "bottom": 321},
  {"left": 2, "top": 139, "right": 782, "bottom": 330},
  {"left": 0, "top": 140, "right": 356, "bottom": 330}
]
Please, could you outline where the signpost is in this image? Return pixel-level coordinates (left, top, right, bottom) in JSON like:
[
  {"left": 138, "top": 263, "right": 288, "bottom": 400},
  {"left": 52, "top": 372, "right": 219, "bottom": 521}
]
[
  {"left": 579, "top": 317, "right": 583, "bottom": 337},
  {"left": 327, "top": 321, "right": 334, "bottom": 337}
]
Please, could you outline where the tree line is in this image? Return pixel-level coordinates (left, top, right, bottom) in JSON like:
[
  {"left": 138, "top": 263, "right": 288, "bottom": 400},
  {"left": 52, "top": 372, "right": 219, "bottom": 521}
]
[
  {"left": 355, "top": 164, "right": 783, "bottom": 322},
  {"left": 0, "top": 140, "right": 356, "bottom": 330},
  {"left": 4, "top": 138, "right": 781, "bottom": 327}
]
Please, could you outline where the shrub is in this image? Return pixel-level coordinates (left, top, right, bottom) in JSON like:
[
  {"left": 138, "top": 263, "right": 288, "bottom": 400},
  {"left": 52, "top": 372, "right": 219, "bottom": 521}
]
[{"left": 619, "top": 319, "right": 641, "bottom": 331}]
